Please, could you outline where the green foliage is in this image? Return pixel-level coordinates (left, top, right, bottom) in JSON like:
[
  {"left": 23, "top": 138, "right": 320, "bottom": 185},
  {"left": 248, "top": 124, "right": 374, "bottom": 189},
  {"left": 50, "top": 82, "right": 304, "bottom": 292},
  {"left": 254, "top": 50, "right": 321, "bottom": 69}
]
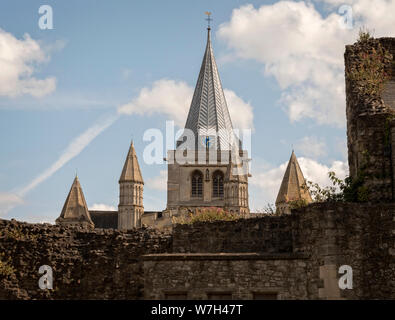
[
  {"left": 347, "top": 29, "right": 392, "bottom": 97},
  {"left": 302, "top": 170, "right": 370, "bottom": 203},
  {"left": 255, "top": 203, "right": 277, "bottom": 215},
  {"left": 357, "top": 27, "right": 372, "bottom": 43},
  {"left": 172, "top": 207, "right": 241, "bottom": 224},
  {"left": 288, "top": 198, "right": 309, "bottom": 210},
  {"left": 0, "top": 253, "right": 15, "bottom": 277}
]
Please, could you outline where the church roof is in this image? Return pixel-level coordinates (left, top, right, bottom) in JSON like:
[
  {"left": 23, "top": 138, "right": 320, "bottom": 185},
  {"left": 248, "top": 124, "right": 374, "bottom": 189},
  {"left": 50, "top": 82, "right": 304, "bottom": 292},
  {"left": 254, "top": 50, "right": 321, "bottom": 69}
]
[
  {"left": 180, "top": 27, "right": 237, "bottom": 150},
  {"left": 119, "top": 141, "right": 144, "bottom": 183},
  {"left": 57, "top": 176, "right": 94, "bottom": 225},
  {"left": 275, "top": 151, "right": 312, "bottom": 205}
]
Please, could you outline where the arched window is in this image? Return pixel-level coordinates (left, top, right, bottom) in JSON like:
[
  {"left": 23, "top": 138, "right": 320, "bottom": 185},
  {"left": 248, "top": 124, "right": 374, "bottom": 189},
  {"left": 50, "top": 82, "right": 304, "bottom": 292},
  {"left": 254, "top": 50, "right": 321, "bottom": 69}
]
[
  {"left": 191, "top": 170, "right": 203, "bottom": 198},
  {"left": 212, "top": 171, "right": 224, "bottom": 198}
]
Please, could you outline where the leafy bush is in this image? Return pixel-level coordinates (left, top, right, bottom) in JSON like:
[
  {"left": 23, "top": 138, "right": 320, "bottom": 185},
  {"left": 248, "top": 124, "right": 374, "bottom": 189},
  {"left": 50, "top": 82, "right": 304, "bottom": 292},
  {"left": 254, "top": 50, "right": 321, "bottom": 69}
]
[
  {"left": 302, "top": 171, "right": 369, "bottom": 203},
  {"left": 255, "top": 203, "right": 277, "bottom": 215},
  {"left": 288, "top": 198, "right": 310, "bottom": 210},
  {"left": 172, "top": 207, "right": 241, "bottom": 224}
]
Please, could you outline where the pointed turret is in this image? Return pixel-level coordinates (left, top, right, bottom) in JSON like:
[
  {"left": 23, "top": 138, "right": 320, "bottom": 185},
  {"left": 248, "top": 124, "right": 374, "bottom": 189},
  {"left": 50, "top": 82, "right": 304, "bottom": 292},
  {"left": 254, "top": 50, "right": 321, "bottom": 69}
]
[
  {"left": 118, "top": 140, "right": 144, "bottom": 230},
  {"left": 119, "top": 141, "right": 144, "bottom": 183},
  {"left": 56, "top": 176, "right": 94, "bottom": 228},
  {"left": 178, "top": 27, "right": 237, "bottom": 150},
  {"left": 275, "top": 151, "right": 312, "bottom": 214}
]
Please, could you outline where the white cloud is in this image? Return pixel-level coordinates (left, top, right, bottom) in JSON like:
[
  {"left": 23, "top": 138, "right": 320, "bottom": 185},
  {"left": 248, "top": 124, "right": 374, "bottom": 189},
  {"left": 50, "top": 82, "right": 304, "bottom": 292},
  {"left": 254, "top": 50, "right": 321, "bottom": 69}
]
[
  {"left": 146, "top": 170, "right": 167, "bottom": 191},
  {"left": 299, "top": 157, "right": 348, "bottom": 186},
  {"left": 118, "top": 78, "right": 254, "bottom": 130},
  {"left": 0, "top": 192, "right": 23, "bottom": 217},
  {"left": 89, "top": 203, "right": 116, "bottom": 211},
  {"left": 118, "top": 79, "right": 193, "bottom": 126},
  {"left": 295, "top": 136, "right": 327, "bottom": 158},
  {"left": 217, "top": 1, "right": 395, "bottom": 126},
  {"left": 249, "top": 156, "right": 348, "bottom": 210},
  {"left": 18, "top": 114, "right": 119, "bottom": 197},
  {"left": 224, "top": 89, "right": 254, "bottom": 130},
  {"left": 0, "top": 28, "right": 56, "bottom": 97}
]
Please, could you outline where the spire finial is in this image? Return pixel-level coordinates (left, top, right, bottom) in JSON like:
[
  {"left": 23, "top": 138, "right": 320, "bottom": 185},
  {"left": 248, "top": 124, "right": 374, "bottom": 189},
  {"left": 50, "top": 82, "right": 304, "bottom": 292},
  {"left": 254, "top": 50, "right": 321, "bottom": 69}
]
[{"left": 205, "top": 11, "right": 212, "bottom": 30}]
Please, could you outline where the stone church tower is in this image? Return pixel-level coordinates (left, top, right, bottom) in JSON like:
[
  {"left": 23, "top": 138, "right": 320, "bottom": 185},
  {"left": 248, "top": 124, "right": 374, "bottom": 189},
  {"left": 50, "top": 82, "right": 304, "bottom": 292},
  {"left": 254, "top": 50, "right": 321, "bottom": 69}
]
[
  {"left": 118, "top": 141, "right": 144, "bottom": 230},
  {"left": 166, "top": 27, "right": 250, "bottom": 214},
  {"left": 275, "top": 151, "right": 312, "bottom": 214}
]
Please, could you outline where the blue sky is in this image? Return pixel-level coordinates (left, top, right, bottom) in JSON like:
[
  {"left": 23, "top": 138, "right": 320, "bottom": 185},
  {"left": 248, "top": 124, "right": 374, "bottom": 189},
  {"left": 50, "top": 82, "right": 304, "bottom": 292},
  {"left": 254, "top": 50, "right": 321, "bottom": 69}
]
[{"left": 0, "top": 0, "right": 394, "bottom": 222}]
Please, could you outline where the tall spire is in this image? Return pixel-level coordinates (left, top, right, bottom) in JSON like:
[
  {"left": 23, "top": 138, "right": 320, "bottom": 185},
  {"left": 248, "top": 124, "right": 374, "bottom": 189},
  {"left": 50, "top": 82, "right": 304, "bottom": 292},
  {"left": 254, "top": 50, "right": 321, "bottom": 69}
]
[
  {"left": 56, "top": 176, "right": 94, "bottom": 228},
  {"left": 119, "top": 140, "right": 144, "bottom": 183},
  {"left": 275, "top": 151, "right": 312, "bottom": 213},
  {"left": 180, "top": 18, "right": 236, "bottom": 150}
]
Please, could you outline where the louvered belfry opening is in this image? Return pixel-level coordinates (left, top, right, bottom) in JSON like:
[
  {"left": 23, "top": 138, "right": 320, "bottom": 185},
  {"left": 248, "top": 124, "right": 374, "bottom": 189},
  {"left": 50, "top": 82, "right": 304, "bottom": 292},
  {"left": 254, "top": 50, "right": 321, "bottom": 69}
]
[
  {"left": 212, "top": 170, "right": 224, "bottom": 198},
  {"left": 191, "top": 170, "right": 203, "bottom": 198}
]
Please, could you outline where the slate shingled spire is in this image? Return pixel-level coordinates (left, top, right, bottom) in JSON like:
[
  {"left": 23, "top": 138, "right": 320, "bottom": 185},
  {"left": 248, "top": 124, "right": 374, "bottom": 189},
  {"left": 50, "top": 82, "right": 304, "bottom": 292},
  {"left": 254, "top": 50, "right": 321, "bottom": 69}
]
[
  {"left": 56, "top": 176, "right": 94, "bottom": 228},
  {"left": 179, "top": 27, "right": 236, "bottom": 150},
  {"left": 275, "top": 151, "right": 312, "bottom": 214}
]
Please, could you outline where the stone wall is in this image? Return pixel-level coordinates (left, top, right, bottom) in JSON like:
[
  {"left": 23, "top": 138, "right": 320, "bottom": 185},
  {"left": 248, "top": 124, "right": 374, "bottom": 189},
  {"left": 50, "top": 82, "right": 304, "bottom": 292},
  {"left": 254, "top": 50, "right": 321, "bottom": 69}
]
[
  {"left": 1, "top": 202, "right": 393, "bottom": 300},
  {"left": 143, "top": 253, "right": 309, "bottom": 300},
  {"left": 172, "top": 216, "right": 293, "bottom": 254},
  {"left": 0, "top": 220, "right": 171, "bottom": 299},
  {"left": 293, "top": 202, "right": 394, "bottom": 299}
]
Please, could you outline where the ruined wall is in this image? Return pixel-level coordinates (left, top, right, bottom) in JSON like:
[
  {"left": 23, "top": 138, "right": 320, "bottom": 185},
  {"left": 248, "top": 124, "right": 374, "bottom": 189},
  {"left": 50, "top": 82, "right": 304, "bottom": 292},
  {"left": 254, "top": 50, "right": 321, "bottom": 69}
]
[
  {"left": 0, "top": 202, "right": 393, "bottom": 300},
  {"left": 172, "top": 216, "right": 293, "bottom": 254},
  {"left": 345, "top": 37, "right": 395, "bottom": 201},
  {"left": 0, "top": 220, "right": 171, "bottom": 299}
]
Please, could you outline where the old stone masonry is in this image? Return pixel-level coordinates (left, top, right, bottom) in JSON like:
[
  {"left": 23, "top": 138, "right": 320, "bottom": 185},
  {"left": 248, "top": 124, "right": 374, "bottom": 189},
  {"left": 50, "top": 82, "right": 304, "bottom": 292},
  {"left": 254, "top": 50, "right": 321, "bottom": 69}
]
[{"left": 0, "top": 33, "right": 394, "bottom": 300}]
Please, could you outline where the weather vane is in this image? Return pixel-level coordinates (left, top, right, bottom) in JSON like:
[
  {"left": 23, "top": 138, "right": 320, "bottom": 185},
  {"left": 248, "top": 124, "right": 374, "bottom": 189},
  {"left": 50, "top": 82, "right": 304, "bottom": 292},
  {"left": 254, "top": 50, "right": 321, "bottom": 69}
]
[{"left": 205, "top": 11, "right": 212, "bottom": 28}]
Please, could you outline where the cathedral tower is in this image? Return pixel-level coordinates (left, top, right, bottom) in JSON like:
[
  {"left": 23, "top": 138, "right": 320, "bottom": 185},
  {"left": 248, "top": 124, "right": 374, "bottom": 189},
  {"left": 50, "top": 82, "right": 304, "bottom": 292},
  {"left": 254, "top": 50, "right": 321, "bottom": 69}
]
[
  {"left": 118, "top": 141, "right": 144, "bottom": 230},
  {"left": 166, "top": 26, "right": 250, "bottom": 214}
]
